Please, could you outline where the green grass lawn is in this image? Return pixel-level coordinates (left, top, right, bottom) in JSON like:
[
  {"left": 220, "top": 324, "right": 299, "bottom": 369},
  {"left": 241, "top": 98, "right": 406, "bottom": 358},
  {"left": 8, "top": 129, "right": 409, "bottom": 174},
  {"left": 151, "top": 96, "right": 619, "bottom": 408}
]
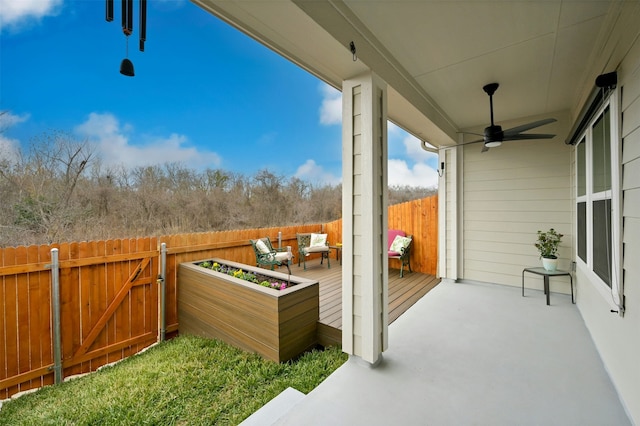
[{"left": 0, "top": 335, "right": 348, "bottom": 425}]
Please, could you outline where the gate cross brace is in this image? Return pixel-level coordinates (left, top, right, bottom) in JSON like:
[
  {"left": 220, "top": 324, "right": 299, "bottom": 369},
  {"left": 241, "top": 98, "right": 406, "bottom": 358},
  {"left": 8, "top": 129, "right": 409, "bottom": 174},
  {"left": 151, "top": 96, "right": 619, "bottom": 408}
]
[{"left": 74, "top": 257, "right": 152, "bottom": 357}]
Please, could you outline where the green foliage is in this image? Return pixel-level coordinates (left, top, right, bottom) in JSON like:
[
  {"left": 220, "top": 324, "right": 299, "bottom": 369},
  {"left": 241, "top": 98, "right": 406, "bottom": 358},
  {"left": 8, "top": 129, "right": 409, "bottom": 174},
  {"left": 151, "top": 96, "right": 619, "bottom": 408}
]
[
  {"left": 535, "top": 228, "right": 563, "bottom": 259},
  {"left": 12, "top": 195, "right": 51, "bottom": 231},
  {"left": 0, "top": 335, "right": 348, "bottom": 425},
  {"left": 200, "top": 261, "right": 288, "bottom": 290}
]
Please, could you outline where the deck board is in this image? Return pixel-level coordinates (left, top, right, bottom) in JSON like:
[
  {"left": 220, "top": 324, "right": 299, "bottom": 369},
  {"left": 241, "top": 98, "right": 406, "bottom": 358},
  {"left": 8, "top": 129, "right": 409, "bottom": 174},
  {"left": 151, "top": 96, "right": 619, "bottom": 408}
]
[{"left": 286, "top": 259, "right": 440, "bottom": 345}]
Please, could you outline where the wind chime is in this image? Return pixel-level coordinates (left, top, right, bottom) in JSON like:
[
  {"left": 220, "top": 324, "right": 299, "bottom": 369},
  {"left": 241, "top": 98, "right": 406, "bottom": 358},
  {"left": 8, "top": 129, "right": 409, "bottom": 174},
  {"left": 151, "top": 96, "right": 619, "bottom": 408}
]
[{"left": 106, "top": 0, "right": 147, "bottom": 77}]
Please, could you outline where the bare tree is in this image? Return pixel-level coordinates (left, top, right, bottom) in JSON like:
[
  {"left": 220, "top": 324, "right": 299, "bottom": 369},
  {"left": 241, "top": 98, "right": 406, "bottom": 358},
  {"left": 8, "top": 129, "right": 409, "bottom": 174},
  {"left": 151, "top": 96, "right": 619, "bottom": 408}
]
[
  {"left": 0, "top": 130, "right": 433, "bottom": 247},
  {"left": 0, "top": 131, "right": 93, "bottom": 245}
]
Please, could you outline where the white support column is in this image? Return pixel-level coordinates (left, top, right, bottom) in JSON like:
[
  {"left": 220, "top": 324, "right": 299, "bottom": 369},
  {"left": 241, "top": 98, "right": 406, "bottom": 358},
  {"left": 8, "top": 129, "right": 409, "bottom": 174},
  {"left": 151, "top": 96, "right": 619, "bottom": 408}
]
[
  {"left": 437, "top": 148, "right": 447, "bottom": 279},
  {"left": 341, "top": 72, "right": 388, "bottom": 366}
]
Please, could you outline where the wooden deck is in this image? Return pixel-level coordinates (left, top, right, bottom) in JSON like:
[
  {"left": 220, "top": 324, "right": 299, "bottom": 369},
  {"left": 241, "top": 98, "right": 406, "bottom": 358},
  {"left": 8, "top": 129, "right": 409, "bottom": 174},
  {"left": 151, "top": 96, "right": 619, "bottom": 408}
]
[{"left": 288, "top": 258, "right": 441, "bottom": 346}]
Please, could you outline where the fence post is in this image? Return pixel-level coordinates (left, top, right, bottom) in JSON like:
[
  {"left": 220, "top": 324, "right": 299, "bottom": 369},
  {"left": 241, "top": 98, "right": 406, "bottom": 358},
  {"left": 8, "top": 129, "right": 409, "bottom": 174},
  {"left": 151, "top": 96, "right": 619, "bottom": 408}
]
[
  {"left": 50, "top": 248, "right": 63, "bottom": 384},
  {"left": 159, "top": 243, "right": 167, "bottom": 342}
]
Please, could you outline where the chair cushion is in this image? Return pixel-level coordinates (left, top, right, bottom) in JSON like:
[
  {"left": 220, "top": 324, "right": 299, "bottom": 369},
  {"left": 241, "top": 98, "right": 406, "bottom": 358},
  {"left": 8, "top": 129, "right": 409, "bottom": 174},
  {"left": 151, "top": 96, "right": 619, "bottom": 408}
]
[
  {"left": 310, "top": 233, "right": 327, "bottom": 247},
  {"left": 256, "top": 239, "right": 270, "bottom": 254},
  {"left": 389, "top": 235, "right": 411, "bottom": 253},
  {"left": 388, "top": 230, "right": 406, "bottom": 250},
  {"left": 305, "top": 246, "right": 329, "bottom": 253},
  {"left": 274, "top": 252, "right": 291, "bottom": 262}
]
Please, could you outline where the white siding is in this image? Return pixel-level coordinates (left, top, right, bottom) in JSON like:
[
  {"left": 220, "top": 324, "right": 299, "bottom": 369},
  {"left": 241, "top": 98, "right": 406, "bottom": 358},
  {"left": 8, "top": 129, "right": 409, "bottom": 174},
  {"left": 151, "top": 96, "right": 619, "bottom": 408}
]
[
  {"left": 341, "top": 74, "right": 388, "bottom": 365},
  {"left": 576, "top": 27, "right": 640, "bottom": 422},
  {"left": 461, "top": 116, "right": 574, "bottom": 291},
  {"left": 442, "top": 147, "right": 459, "bottom": 279}
]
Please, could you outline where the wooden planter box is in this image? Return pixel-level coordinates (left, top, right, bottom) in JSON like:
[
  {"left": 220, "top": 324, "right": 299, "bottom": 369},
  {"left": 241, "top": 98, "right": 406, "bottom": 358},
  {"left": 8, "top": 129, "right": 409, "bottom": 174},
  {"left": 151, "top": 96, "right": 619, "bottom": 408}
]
[{"left": 178, "top": 258, "right": 319, "bottom": 362}]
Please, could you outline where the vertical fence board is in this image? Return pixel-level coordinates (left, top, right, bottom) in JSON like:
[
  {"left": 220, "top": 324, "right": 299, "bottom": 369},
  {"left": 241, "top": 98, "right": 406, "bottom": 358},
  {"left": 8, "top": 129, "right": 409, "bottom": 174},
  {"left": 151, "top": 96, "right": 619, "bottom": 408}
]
[
  {"left": 104, "top": 239, "right": 115, "bottom": 363},
  {"left": 69, "top": 242, "right": 83, "bottom": 377},
  {"left": 78, "top": 241, "right": 91, "bottom": 374},
  {"left": 92, "top": 240, "right": 107, "bottom": 370},
  {"left": 119, "top": 239, "right": 132, "bottom": 359},
  {"left": 26, "top": 245, "right": 41, "bottom": 389},
  {"left": 57, "top": 243, "right": 71, "bottom": 378},
  {"left": 15, "top": 246, "right": 30, "bottom": 384},
  {"left": 38, "top": 244, "right": 54, "bottom": 388},
  {"left": 2, "top": 247, "right": 18, "bottom": 398}
]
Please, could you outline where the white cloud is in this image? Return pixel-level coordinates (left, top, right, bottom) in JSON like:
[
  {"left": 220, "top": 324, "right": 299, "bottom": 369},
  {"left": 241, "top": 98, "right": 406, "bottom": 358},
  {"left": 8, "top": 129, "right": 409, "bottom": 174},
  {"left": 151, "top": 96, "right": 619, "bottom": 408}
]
[
  {"left": 402, "top": 133, "right": 435, "bottom": 163},
  {"left": 294, "top": 159, "right": 341, "bottom": 186},
  {"left": 0, "top": 135, "right": 20, "bottom": 163},
  {"left": 387, "top": 132, "right": 439, "bottom": 188},
  {"left": 0, "top": 111, "right": 30, "bottom": 128},
  {"left": 74, "top": 112, "right": 221, "bottom": 169},
  {"left": 388, "top": 159, "right": 438, "bottom": 188},
  {"left": 319, "top": 84, "right": 341, "bottom": 126},
  {"left": 0, "top": 0, "right": 62, "bottom": 32},
  {"left": 0, "top": 111, "right": 29, "bottom": 163}
]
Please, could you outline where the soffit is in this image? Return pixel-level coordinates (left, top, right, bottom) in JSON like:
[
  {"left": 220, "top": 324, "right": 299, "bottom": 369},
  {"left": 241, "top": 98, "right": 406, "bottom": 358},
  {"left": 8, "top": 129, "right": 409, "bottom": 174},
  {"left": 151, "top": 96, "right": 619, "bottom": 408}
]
[{"left": 192, "top": 0, "right": 620, "bottom": 148}]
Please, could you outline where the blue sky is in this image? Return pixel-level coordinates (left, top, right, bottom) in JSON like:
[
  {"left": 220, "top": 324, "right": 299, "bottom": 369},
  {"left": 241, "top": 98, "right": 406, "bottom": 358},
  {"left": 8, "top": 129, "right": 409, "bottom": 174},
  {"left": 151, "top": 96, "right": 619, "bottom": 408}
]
[{"left": 0, "top": 0, "right": 438, "bottom": 187}]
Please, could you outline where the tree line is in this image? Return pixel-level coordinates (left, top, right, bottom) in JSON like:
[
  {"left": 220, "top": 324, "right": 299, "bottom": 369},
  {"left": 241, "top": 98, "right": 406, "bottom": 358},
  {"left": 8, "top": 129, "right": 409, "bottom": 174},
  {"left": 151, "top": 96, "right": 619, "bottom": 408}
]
[{"left": 0, "top": 132, "right": 435, "bottom": 247}]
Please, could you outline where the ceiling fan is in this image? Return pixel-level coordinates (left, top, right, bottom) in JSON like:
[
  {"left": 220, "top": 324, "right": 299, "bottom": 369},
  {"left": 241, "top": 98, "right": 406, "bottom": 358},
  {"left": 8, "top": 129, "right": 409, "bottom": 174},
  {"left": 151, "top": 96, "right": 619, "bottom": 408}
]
[{"left": 461, "top": 83, "right": 556, "bottom": 152}]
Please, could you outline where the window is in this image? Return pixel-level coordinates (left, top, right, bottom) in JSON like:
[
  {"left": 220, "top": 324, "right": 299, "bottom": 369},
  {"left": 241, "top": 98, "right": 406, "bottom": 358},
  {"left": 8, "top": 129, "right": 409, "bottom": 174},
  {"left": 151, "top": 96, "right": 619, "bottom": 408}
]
[{"left": 575, "top": 95, "right": 620, "bottom": 298}]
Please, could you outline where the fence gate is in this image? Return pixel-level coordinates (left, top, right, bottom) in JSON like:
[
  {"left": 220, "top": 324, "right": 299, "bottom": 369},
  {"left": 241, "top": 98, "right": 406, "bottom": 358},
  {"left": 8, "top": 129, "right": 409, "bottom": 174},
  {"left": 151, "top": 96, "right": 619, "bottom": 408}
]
[{"left": 0, "top": 238, "right": 160, "bottom": 399}]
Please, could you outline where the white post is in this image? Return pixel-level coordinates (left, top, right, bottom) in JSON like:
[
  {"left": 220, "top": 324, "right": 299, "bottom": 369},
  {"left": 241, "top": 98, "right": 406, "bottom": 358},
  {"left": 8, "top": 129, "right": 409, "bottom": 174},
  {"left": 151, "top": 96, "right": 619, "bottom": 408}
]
[{"left": 341, "top": 71, "right": 388, "bottom": 366}]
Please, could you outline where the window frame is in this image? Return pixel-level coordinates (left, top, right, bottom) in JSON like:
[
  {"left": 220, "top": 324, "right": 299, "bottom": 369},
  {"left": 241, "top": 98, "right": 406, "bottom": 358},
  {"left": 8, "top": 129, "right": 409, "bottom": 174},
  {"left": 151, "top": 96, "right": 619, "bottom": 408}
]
[{"left": 574, "top": 89, "right": 622, "bottom": 306}]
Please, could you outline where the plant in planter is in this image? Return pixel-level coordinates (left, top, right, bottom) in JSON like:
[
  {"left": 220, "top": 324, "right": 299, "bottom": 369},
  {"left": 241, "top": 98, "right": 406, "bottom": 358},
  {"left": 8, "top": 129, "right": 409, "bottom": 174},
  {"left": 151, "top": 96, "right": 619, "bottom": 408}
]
[
  {"left": 199, "top": 261, "right": 289, "bottom": 290},
  {"left": 535, "top": 228, "right": 563, "bottom": 271}
]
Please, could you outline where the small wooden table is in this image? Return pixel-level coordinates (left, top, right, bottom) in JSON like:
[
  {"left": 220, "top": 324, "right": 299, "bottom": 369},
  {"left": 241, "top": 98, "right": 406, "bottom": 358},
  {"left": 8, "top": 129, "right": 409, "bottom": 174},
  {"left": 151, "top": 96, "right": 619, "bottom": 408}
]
[
  {"left": 522, "top": 267, "right": 574, "bottom": 306},
  {"left": 329, "top": 245, "right": 342, "bottom": 265}
]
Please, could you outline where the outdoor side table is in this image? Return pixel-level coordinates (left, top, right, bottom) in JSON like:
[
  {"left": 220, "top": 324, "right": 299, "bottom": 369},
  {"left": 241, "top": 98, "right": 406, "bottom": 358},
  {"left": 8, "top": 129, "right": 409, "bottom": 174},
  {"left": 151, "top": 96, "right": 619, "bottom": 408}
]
[
  {"left": 329, "top": 245, "right": 342, "bottom": 265},
  {"left": 522, "top": 267, "right": 574, "bottom": 306}
]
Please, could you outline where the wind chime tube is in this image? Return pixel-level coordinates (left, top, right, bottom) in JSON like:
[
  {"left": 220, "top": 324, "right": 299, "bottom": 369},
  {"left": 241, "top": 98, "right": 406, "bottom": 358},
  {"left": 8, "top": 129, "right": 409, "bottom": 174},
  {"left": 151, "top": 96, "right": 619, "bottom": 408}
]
[
  {"left": 106, "top": 0, "right": 113, "bottom": 22},
  {"left": 139, "top": 0, "right": 147, "bottom": 51},
  {"left": 121, "top": 0, "right": 126, "bottom": 30},
  {"left": 126, "top": 0, "right": 133, "bottom": 34}
]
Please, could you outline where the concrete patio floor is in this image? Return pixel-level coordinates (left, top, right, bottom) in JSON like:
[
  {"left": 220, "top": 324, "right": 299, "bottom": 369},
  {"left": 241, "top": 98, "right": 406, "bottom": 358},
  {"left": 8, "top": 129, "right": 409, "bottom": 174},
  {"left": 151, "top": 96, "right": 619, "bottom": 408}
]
[{"left": 270, "top": 280, "right": 631, "bottom": 425}]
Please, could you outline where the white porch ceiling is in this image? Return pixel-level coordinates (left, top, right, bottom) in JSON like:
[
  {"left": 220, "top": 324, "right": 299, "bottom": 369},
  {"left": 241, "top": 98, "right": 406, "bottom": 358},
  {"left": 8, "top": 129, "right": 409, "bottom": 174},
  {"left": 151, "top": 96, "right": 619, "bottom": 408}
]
[{"left": 192, "top": 0, "right": 623, "bottom": 148}]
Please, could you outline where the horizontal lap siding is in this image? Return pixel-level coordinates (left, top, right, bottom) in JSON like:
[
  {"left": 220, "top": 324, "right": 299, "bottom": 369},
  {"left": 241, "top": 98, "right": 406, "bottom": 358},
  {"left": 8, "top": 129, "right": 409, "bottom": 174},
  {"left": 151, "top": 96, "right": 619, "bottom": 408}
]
[
  {"left": 462, "top": 129, "right": 574, "bottom": 288},
  {"left": 612, "top": 36, "right": 640, "bottom": 422}
]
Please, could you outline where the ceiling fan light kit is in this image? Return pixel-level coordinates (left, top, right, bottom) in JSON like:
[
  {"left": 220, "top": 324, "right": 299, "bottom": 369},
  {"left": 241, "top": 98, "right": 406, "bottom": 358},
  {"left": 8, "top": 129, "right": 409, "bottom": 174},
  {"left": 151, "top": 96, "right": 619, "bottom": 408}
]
[{"left": 460, "top": 82, "right": 557, "bottom": 152}]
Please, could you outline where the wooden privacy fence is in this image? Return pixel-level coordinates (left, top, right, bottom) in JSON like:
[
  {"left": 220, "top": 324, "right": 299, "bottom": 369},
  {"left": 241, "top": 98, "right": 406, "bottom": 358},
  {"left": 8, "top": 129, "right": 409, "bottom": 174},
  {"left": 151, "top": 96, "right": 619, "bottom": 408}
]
[
  {"left": 0, "top": 195, "right": 437, "bottom": 399},
  {"left": 0, "top": 225, "right": 321, "bottom": 399},
  {"left": 324, "top": 195, "right": 438, "bottom": 275}
]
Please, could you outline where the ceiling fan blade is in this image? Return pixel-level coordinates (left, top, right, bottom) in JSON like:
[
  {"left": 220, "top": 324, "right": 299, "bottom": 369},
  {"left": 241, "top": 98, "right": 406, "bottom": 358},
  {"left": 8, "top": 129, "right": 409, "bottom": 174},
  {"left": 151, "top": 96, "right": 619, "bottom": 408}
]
[
  {"left": 457, "top": 130, "right": 485, "bottom": 137},
  {"left": 445, "top": 138, "right": 486, "bottom": 148},
  {"left": 459, "top": 138, "right": 485, "bottom": 146},
  {"left": 503, "top": 133, "right": 555, "bottom": 141},
  {"left": 503, "top": 118, "right": 557, "bottom": 137}
]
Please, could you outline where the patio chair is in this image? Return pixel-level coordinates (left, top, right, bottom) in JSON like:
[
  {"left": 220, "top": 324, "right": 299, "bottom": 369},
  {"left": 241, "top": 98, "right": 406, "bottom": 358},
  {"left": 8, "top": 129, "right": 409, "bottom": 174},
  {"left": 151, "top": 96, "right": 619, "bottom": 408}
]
[
  {"left": 250, "top": 237, "right": 292, "bottom": 274},
  {"left": 388, "top": 230, "right": 412, "bottom": 278},
  {"left": 297, "top": 233, "right": 330, "bottom": 270}
]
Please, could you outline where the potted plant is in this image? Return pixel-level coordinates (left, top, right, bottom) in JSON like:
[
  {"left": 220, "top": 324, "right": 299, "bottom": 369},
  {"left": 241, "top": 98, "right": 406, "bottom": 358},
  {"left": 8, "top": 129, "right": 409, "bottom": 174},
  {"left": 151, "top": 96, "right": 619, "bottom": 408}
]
[{"left": 535, "top": 228, "right": 563, "bottom": 271}]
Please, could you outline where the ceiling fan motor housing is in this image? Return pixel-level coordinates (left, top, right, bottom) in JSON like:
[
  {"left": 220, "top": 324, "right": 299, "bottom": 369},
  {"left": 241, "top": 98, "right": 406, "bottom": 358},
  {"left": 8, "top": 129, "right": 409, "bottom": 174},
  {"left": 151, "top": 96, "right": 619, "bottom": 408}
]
[{"left": 484, "top": 124, "right": 503, "bottom": 147}]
